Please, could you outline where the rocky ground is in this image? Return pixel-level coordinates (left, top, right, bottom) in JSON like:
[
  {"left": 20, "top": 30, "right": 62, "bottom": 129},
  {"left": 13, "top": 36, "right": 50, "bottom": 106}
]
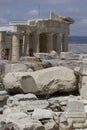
[{"left": 0, "top": 51, "right": 87, "bottom": 130}]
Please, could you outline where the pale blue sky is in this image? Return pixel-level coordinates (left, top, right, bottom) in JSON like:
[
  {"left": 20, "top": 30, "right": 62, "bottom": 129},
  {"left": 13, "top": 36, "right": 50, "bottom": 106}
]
[{"left": 0, "top": 0, "right": 87, "bottom": 36}]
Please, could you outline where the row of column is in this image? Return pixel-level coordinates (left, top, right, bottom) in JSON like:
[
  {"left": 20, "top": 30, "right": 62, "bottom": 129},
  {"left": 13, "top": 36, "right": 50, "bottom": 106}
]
[{"left": 0, "top": 32, "right": 68, "bottom": 62}]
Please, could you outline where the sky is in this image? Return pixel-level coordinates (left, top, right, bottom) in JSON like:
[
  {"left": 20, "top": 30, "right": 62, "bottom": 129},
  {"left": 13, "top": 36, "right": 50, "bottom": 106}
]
[{"left": 0, "top": 0, "right": 87, "bottom": 36}]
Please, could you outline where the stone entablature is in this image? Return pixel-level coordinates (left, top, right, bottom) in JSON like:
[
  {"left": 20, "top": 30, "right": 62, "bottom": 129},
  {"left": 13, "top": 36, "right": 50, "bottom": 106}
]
[
  {"left": 13, "top": 19, "right": 69, "bottom": 34},
  {"left": 0, "top": 12, "right": 74, "bottom": 61}
]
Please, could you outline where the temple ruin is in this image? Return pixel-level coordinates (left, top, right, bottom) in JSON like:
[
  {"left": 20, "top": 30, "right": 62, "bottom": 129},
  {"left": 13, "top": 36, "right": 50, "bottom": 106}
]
[{"left": 0, "top": 12, "right": 74, "bottom": 61}]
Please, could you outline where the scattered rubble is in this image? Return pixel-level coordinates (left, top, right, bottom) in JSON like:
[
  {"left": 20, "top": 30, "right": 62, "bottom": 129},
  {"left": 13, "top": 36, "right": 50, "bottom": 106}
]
[{"left": 0, "top": 52, "right": 87, "bottom": 130}]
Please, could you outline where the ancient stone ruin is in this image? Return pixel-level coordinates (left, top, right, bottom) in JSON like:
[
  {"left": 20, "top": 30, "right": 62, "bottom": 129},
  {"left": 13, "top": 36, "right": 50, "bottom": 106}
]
[
  {"left": 1, "top": 12, "right": 87, "bottom": 130},
  {"left": 0, "top": 12, "right": 74, "bottom": 61}
]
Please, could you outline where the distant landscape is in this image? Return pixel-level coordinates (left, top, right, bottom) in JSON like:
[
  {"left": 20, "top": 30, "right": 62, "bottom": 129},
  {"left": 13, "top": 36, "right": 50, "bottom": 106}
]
[
  {"left": 68, "top": 36, "right": 87, "bottom": 53},
  {"left": 68, "top": 36, "right": 87, "bottom": 44}
]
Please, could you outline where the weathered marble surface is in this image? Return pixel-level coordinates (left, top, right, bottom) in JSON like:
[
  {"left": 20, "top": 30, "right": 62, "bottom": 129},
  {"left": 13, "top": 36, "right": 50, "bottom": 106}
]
[{"left": 3, "top": 66, "right": 76, "bottom": 95}]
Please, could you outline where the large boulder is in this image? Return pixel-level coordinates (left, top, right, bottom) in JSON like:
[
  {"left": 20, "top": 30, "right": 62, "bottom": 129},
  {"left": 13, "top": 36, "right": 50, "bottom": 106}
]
[{"left": 3, "top": 66, "right": 76, "bottom": 95}]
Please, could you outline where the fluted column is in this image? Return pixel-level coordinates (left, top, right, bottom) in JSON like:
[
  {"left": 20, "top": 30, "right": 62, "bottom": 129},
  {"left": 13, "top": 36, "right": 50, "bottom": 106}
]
[
  {"left": 22, "top": 34, "right": 25, "bottom": 55},
  {"left": 0, "top": 31, "right": 6, "bottom": 55},
  {"left": 47, "top": 33, "right": 53, "bottom": 53},
  {"left": 23, "top": 34, "right": 28, "bottom": 56},
  {"left": 0, "top": 32, "right": 3, "bottom": 55},
  {"left": 26, "top": 34, "right": 30, "bottom": 55},
  {"left": 12, "top": 33, "right": 20, "bottom": 62},
  {"left": 22, "top": 33, "right": 30, "bottom": 56},
  {"left": 33, "top": 32, "right": 40, "bottom": 53},
  {"left": 62, "top": 34, "right": 68, "bottom": 52},
  {"left": 56, "top": 33, "right": 61, "bottom": 54}
]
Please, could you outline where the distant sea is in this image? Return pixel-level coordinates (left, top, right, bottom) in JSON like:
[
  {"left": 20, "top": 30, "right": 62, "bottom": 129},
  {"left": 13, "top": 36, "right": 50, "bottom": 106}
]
[{"left": 68, "top": 36, "right": 87, "bottom": 54}]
